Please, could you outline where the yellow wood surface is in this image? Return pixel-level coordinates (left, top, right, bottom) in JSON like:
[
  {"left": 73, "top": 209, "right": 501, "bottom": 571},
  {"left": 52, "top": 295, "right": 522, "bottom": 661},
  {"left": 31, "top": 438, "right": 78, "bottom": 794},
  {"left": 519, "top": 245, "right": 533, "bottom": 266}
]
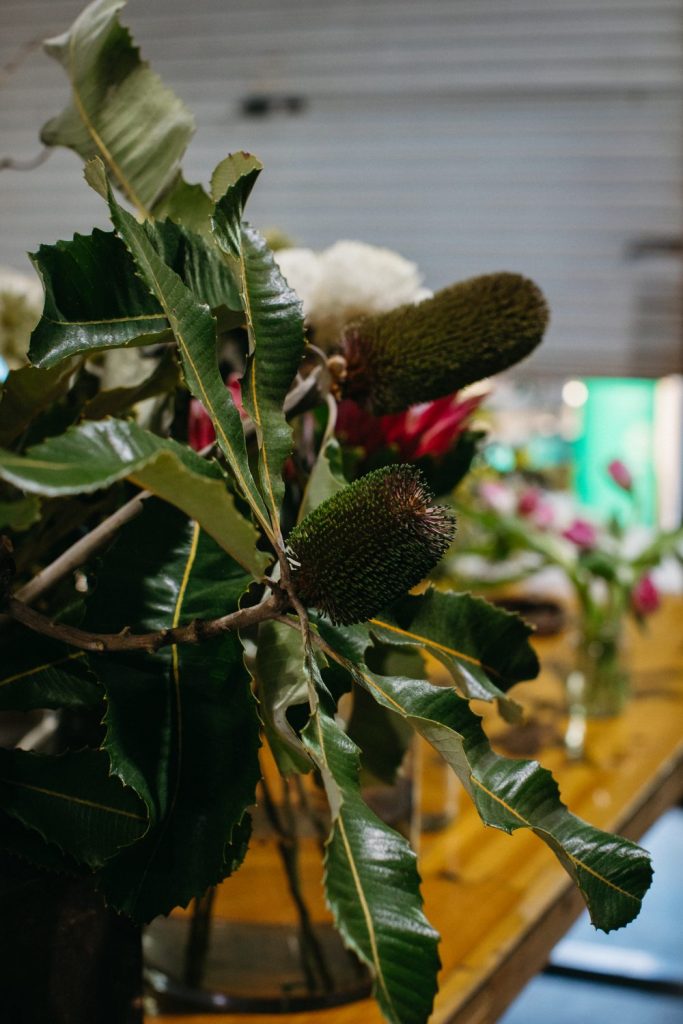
[{"left": 148, "top": 597, "right": 683, "bottom": 1024}]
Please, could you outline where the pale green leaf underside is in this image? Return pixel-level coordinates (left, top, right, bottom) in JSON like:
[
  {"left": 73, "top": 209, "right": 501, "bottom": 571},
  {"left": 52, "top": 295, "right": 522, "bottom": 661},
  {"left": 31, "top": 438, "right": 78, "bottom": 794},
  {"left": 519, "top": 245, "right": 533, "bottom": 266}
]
[
  {"left": 41, "top": 0, "right": 206, "bottom": 223},
  {"left": 319, "top": 621, "right": 652, "bottom": 933},
  {"left": 298, "top": 437, "right": 347, "bottom": 521},
  {"left": 0, "top": 496, "right": 41, "bottom": 532},
  {"left": 303, "top": 699, "right": 440, "bottom": 1024},
  {"left": 254, "top": 620, "right": 313, "bottom": 774},
  {"left": 0, "top": 418, "right": 269, "bottom": 577}
]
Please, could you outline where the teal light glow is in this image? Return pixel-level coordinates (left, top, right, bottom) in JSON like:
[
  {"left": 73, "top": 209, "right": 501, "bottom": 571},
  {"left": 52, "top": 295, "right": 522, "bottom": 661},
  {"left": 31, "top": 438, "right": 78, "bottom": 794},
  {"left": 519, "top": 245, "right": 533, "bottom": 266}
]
[
  {"left": 0, "top": 356, "right": 8, "bottom": 383},
  {"left": 572, "top": 378, "right": 656, "bottom": 526}
]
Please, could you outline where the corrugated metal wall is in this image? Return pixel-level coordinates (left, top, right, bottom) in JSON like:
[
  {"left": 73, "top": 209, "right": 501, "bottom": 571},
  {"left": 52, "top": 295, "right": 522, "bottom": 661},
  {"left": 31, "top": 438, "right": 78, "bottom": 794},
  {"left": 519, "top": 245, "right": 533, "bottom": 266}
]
[{"left": 2, "top": 0, "right": 682, "bottom": 376}]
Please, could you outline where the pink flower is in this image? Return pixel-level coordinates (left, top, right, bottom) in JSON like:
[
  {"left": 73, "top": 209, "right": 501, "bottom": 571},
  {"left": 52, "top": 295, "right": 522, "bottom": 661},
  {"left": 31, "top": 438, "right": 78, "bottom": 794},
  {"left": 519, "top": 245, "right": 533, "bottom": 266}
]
[
  {"left": 188, "top": 374, "right": 247, "bottom": 452},
  {"left": 531, "top": 500, "right": 555, "bottom": 530},
  {"left": 631, "top": 574, "right": 660, "bottom": 616},
  {"left": 607, "top": 459, "right": 633, "bottom": 492},
  {"left": 562, "top": 518, "right": 598, "bottom": 550},
  {"left": 479, "top": 480, "right": 515, "bottom": 515},
  {"left": 336, "top": 392, "right": 484, "bottom": 461}
]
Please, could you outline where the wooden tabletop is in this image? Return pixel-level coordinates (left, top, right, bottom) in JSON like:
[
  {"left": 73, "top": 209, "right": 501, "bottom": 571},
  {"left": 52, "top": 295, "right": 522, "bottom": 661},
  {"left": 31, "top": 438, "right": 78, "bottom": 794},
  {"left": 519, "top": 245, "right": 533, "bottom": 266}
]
[{"left": 148, "top": 597, "right": 683, "bottom": 1024}]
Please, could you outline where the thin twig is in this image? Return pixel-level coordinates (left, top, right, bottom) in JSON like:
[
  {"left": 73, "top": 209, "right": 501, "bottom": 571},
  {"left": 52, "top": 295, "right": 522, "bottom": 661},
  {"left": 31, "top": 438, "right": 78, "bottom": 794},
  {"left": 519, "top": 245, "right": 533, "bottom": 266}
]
[
  {"left": 0, "top": 148, "right": 52, "bottom": 173},
  {"left": 15, "top": 491, "right": 149, "bottom": 605},
  {"left": 5, "top": 591, "right": 286, "bottom": 654}
]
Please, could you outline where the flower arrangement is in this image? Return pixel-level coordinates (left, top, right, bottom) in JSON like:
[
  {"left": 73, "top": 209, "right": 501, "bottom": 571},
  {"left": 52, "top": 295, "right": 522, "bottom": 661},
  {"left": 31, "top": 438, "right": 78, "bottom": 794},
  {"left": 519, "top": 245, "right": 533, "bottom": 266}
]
[
  {"left": 451, "top": 458, "right": 683, "bottom": 715},
  {"left": 0, "top": 2, "right": 656, "bottom": 1021}
]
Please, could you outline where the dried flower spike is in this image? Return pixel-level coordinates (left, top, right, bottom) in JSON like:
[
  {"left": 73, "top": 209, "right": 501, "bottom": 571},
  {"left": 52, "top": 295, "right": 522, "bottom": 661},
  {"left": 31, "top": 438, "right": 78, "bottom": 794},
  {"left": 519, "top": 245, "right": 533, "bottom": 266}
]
[
  {"left": 341, "top": 272, "right": 549, "bottom": 414},
  {"left": 287, "top": 465, "right": 455, "bottom": 625}
]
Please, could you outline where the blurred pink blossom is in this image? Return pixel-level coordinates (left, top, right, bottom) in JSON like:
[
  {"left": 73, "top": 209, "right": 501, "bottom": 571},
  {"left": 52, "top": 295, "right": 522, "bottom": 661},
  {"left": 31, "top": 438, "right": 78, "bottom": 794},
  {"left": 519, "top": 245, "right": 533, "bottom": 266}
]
[
  {"left": 531, "top": 500, "right": 555, "bottom": 530},
  {"left": 562, "top": 518, "right": 598, "bottom": 550},
  {"left": 631, "top": 574, "right": 660, "bottom": 616},
  {"left": 607, "top": 459, "right": 633, "bottom": 492},
  {"left": 479, "top": 480, "right": 515, "bottom": 515}
]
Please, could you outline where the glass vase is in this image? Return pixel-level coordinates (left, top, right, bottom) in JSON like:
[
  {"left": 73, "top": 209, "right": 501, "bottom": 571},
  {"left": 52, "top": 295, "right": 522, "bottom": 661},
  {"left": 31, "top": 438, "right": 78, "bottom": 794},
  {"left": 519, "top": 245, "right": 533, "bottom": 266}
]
[{"left": 575, "top": 616, "right": 629, "bottom": 718}]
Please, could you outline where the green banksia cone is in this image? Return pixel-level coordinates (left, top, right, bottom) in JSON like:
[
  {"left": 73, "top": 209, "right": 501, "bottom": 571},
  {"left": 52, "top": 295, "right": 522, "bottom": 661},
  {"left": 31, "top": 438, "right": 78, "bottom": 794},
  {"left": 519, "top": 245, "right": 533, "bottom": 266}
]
[
  {"left": 341, "top": 272, "right": 549, "bottom": 414},
  {"left": 287, "top": 465, "right": 455, "bottom": 625}
]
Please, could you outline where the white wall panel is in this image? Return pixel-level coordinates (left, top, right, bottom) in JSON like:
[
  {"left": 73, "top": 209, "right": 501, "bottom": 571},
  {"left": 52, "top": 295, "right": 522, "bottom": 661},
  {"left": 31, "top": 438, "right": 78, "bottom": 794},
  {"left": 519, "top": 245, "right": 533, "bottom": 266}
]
[{"left": 1, "top": 0, "right": 681, "bottom": 376}]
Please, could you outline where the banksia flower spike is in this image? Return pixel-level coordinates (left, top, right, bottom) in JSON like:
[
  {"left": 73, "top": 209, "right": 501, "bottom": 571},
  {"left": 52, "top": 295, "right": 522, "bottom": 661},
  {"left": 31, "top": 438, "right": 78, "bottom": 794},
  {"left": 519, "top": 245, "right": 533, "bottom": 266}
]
[
  {"left": 287, "top": 465, "right": 455, "bottom": 625},
  {"left": 341, "top": 272, "right": 549, "bottom": 415}
]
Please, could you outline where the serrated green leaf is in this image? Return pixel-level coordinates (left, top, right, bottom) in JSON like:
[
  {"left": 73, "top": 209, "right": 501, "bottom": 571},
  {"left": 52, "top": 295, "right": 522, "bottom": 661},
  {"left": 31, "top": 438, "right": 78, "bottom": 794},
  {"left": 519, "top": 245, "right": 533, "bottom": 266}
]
[
  {"left": 0, "top": 810, "right": 83, "bottom": 878},
  {"left": 0, "top": 748, "right": 147, "bottom": 869},
  {"left": 29, "top": 226, "right": 242, "bottom": 369},
  {"left": 0, "top": 625, "right": 102, "bottom": 712},
  {"left": 319, "top": 621, "right": 653, "bottom": 932},
  {"left": 299, "top": 437, "right": 347, "bottom": 521},
  {"left": 84, "top": 501, "right": 261, "bottom": 921},
  {"left": 40, "top": 0, "right": 207, "bottom": 223},
  {"left": 212, "top": 164, "right": 306, "bottom": 530},
  {"left": 101, "top": 174, "right": 272, "bottom": 536},
  {"left": 0, "top": 495, "right": 41, "bottom": 532},
  {"left": 302, "top": 683, "right": 439, "bottom": 1024},
  {"left": 369, "top": 588, "right": 540, "bottom": 721},
  {"left": 253, "top": 619, "right": 313, "bottom": 775},
  {"left": 210, "top": 151, "right": 263, "bottom": 211},
  {"left": 0, "top": 418, "right": 269, "bottom": 577},
  {"left": 0, "top": 362, "right": 76, "bottom": 446}
]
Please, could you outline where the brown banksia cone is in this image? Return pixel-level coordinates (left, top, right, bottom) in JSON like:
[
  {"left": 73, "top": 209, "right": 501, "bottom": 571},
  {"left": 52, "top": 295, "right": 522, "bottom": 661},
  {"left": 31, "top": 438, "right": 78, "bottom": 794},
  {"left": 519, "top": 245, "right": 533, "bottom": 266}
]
[
  {"left": 341, "top": 272, "right": 548, "bottom": 414},
  {"left": 287, "top": 465, "right": 455, "bottom": 625}
]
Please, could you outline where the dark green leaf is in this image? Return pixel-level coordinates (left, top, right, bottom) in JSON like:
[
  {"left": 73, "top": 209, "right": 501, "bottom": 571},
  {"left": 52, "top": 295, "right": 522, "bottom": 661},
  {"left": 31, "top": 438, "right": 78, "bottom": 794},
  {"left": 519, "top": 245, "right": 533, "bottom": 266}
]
[
  {"left": 0, "top": 417, "right": 269, "bottom": 576},
  {"left": 0, "top": 362, "right": 76, "bottom": 446},
  {"left": 0, "top": 810, "right": 83, "bottom": 877},
  {"left": 0, "top": 625, "right": 102, "bottom": 712},
  {"left": 320, "top": 622, "right": 653, "bottom": 932},
  {"left": 85, "top": 501, "right": 261, "bottom": 921},
  {"left": 29, "top": 226, "right": 242, "bottom": 369},
  {"left": 212, "top": 157, "right": 305, "bottom": 529},
  {"left": 0, "top": 748, "right": 147, "bottom": 869},
  {"left": 100, "top": 171, "right": 271, "bottom": 536},
  {"left": 369, "top": 588, "right": 540, "bottom": 721},
  {"left": 302, "top": 687, "right": 440, "bottom": 1024}
]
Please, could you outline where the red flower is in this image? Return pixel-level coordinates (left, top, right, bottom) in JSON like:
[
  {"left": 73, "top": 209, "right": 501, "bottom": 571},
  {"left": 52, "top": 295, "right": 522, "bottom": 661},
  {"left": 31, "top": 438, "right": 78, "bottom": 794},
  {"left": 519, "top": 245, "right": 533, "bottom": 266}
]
[
  {"left": 562, "top": 518, "right": 598, "bottom": 550},
  {"left": 607, "top": 459, "right": 633, "bottom": 492},
  {"left": 631, "top": 574, "right": 660, "bottom": 616},
  {"left": 336, "top": 392, "right": 484, "bottom": 461},
  {"left": 517, "top": 488, "right": 541, "bottom": 517},
  {"left": 188, "top": 373, "right": 247, "bottom": 452}
]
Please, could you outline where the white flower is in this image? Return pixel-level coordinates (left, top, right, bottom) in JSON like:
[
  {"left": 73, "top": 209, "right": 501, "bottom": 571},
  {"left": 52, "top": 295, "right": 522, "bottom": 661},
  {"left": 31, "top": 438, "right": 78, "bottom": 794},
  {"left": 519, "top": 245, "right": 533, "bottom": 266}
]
[
  {"left": 275, "top": 240, "right": 431, "bottom": 349},
  {"left": 0, "top": 267, "right": 43, "bottom": 368}
]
